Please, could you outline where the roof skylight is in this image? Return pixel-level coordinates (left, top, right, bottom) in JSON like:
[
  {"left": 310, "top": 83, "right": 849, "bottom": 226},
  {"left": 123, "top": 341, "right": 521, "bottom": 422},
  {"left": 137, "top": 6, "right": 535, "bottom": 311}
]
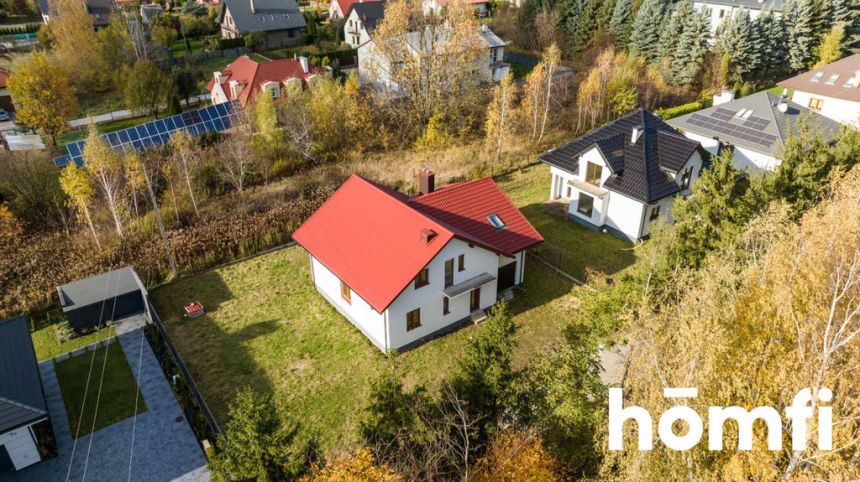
[
  {"left": 811, "top": 71, "right": 824, "bottom": 82},
  {"left": 488, "top": 214, "right": 506, "bottom": 229},
  {"left": 826, "top": 74, "right": 839, "bottom": 85}
]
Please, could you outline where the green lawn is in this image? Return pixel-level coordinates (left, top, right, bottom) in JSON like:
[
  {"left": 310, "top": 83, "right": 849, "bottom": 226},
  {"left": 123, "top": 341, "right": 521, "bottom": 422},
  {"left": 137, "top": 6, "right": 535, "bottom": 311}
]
[
  {"left": 54, "top": 342, "right": 147, "bottom": 437},
  {"left": 77, "top": 89, "right": 126, "bottom": 118},
  {"left": 497, "top": 164, "right": 638, "bottom": 280},
  {"left": 151, "top": 244, "right": 580, "bottom": 453},
  {"left": 247, "top": 53, "right": 271, "bottom": 62},
  {"left": 57, "top": 116, "right": 154, "bottom": 146},
  {"left": 508, "top": 60, "right": 533, "bottom": 80},
  {"left": 31, "top": 324, "right": 116, "bottom": 362},
  {"left": 170, "top": 38, "right": 206, "bottom": 56}
]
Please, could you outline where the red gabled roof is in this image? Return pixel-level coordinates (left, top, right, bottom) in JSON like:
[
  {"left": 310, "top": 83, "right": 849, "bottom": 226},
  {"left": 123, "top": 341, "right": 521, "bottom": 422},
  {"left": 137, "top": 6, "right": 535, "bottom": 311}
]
[
  {"left": 408, "top": 177, "right": 544, "bottom": 257},
  {"left": 205, "top": 55, "right": 326, "bottom": 105},
  {"left": 292, "top": 175, "right": 543, "bottom": 313}
]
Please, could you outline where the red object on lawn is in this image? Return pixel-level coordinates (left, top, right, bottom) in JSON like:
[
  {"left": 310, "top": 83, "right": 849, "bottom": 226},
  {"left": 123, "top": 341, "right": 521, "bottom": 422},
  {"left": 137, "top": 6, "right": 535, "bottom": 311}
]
[{"left": 184, "top": 302, "right": 204, "bottom": 318}]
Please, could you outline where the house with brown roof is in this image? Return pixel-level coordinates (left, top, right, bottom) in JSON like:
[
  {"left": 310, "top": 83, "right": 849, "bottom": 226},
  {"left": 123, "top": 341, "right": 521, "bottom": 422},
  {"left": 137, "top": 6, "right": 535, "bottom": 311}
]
[
  {"left": 541, "top": 109, "right": 709, "bottom": 242},
  {"left": 292, "top": 169, "right": 543, "bottom": 352},
  {"left": 206, "top": 55, "right": 330, "bottom": 106},
  {"left": 779, "top": 54, "right": 860, "bottom": 127}
]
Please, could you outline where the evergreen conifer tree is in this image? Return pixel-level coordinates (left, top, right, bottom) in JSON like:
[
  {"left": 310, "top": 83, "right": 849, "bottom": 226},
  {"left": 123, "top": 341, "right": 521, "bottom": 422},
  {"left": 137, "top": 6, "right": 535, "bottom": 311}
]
[
  {"left": 609, "top": 0, "right": 633, "bottom": 46},
  {"left": 569, "top": 0, "right": 604, "bottom": 53},
  {"left": 786, "top": 0, "right": 817, "bottom": 71},
  {"left": 756, "top": 10, "right": 789, "bottom": 82},
  {"left": 660, "top": 0, "right": 692, "bottom": 58},
  {"left": 668, "top": 6, "right": 711, "bottom": 85},
  {"left": 628, "top": 0, "right": 669, "bottom": 62}
]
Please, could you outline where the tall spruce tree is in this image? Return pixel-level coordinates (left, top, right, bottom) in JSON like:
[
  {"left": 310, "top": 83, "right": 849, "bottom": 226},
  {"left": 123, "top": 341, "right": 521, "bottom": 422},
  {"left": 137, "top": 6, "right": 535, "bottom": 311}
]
[
  {"left": 660, "top": 0, "right": 692, "bottom": 59},
  {"left": 668, "top": 6, "right": 711, "bottom": 85},
  {"left": 785, "top": 0, "right": 817, "bottom": 71},
  {"left": 628, "top": 0, "right": 669, "bottom": 62},
  {"left": 716, "top": 9, "right": 759, "bottom": 82},
  {"left": 569, "top": 0, "right": 604, "bottom": 53},
  {"left": 609, "top": 0, "right": 633, "bottom": 46},
  {"left": 756, "top": 10, "right": 788, "bottom": 82}
]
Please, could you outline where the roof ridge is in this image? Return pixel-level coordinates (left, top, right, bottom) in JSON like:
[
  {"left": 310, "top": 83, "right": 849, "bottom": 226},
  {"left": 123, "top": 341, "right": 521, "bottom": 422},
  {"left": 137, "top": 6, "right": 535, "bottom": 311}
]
[{"left": 0, "top": 396, "right": 46, "bottom": 417}]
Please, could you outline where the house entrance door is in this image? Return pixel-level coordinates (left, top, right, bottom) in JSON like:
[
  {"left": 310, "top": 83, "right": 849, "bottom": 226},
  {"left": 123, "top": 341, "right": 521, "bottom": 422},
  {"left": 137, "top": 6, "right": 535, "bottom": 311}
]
[{"left": 470, "top": 288, "right": 481, "bottom": 311}]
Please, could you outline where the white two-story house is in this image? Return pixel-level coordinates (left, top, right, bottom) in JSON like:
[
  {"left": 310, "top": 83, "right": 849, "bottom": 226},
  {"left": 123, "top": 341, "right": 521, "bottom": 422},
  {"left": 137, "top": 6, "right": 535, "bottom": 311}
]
[
  {"left": 779, "top": 54, "right": 860, "bottom": 127},
  {"left": 540, "top": 109, "right": 708, "bottom": 242},
  {"left": 691, "top": 0, "right": 784, "bottom": 33},
  {"left": 343, "top": 0, "right": 385, "bottom": 48},
  {"left": 292, "top": 170, "right": 543, "bottom": 352}
]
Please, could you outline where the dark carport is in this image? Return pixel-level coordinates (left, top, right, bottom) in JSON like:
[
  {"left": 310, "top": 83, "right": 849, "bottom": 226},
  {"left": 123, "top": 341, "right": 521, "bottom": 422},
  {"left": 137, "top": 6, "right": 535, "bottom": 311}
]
[{"left": 56, "top": 267, "right": 147, "bottom": 332}]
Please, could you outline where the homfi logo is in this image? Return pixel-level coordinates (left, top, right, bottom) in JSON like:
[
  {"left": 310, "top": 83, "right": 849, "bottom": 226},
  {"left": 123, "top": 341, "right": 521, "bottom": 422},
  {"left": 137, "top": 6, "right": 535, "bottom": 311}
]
[{"left": 608, "top": 387, "right": 833, "bottom": 451}]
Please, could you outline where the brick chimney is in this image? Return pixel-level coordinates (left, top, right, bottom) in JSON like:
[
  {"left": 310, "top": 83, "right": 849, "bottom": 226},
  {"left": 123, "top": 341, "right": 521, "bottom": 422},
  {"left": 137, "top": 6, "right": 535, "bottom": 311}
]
[{"left": 418, "top": 168, "right": 435, "bottom": 195}]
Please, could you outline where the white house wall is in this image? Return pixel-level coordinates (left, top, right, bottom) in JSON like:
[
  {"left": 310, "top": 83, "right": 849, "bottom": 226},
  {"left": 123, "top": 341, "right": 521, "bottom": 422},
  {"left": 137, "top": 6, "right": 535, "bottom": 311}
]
[
  {"left": 603, "top": 191, "right": 646, "bottom": 241},
  {"left": 693, "top": 2, "right": 772, "bottom": 33},
  {"left": 0, "top": 423, "right": 43, "bottom": 471},
  {"left": 791, "top": 90, "right": 860, "bottom": 127},
  {"left": 386, "top": 238, "right": 500, "bottom": 351},
  {"left": 310, "top": 256, "right": 388, "bottom": 350}
]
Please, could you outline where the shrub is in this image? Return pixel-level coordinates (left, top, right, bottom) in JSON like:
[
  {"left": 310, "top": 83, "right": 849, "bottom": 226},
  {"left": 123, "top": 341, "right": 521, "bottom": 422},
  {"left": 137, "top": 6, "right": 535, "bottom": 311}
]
[{"left": 655, "top": 96, "right": 713, "bottom": 120}]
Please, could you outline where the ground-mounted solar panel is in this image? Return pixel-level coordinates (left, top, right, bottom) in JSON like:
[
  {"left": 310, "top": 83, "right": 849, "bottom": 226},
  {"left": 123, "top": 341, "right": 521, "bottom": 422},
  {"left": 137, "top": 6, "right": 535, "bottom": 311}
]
[{"left": 54, "top": 101, "right": 240, "bottom": 168}]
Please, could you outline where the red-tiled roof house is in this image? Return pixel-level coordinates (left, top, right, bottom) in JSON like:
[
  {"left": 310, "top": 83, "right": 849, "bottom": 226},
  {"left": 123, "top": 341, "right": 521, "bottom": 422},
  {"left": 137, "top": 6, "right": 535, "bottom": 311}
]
[
  {"left": 206, "top": 55, "right": 329, "bottom": 106},
  {"left": 292, "top": 169, "right": 543, "bottom": 352}
]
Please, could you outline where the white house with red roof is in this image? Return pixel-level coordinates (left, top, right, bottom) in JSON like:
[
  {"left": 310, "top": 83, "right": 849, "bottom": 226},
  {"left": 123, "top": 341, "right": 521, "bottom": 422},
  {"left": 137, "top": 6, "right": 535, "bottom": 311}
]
[
  {"left": 206, "top": 55, "right": 330, "bottom": 106},
  {"left": 292, "top": 170, "right": 543, "bottom": 352}
]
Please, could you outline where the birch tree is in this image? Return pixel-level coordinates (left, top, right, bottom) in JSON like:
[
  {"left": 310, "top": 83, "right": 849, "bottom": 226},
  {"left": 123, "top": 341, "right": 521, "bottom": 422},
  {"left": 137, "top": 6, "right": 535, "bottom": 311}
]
[
  {"left": 59, "top": 162, "right": 100, "bottom": 249},
  {"left": 217, "top": 126, "right": 255, "bottom": 193},
  {"left": 171, "top": 130, "right": 200, "bottom": 216},
  {"left": 484, "top": 72, "right": 517, "bottom": 163},
  {"left": 83, "top": 124, "right": 125, "bottom": 238},
  {"left": 129, "top": 152, "right": 178, "bottom": 276},
  {"left": 521, "top": 43, "right": 561, "bottom": 143}
]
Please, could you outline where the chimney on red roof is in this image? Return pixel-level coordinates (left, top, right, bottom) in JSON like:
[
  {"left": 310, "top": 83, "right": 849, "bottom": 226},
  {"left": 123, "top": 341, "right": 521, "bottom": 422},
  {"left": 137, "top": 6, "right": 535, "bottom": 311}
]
[
  {"left": 420, "top": 228, "right": 437, "bottom": 244},
  {"left": 418, "top": 168, "right": 435, "bottom": 195}
]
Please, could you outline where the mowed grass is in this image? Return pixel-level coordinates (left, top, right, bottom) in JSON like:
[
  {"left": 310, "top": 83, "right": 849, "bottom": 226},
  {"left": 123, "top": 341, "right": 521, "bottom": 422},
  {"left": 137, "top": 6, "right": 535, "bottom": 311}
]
[
  {"left": 498, "top": 163, "right": 638, "bottom": 279},
  {"left": 151, "top": 245, "right": 579, "bottom": 453},
  {"left": 54, "top": 342, "right": 147, "bottom": 437},
  {"left": 31, "top": 325, "right": 116, "bottom": 362}
]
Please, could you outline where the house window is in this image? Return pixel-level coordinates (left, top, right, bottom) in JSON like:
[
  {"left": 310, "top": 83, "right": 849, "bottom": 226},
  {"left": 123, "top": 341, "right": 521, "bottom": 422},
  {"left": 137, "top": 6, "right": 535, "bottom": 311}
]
[
  {"left": 443, "top": 296, "right": 450, "bottom": 315},
  {"left": 445, "top": 259, "right": 454, "bottom": 287},
  {"left": 406, "top": 308, "right": 422, "bottom": 331},
  {"left": 566, "top": 186, "right": 572, "bottom": 198},
  {"left": 808, "top": 97, "right": 824, "bottom": 111},
  {"left": 458, "top": 254, "right": 465, "bottom": 272},
  {"left": 577, "top": 192, "right": 594, "bottom": 217},
  {"left": 585, "top": 162, "right": 602, "bottom": 185},
  {"left": 340, "top": 280, "right": 351, "bottom": 304},
  {"left": 414, "top": 267, "right": 429, "bottom": 288},
  {"left": 680, "top": 166, "right": 693, "bottom": 190},
  {"left": 650, "top": 205, "right": 661, "bottom": 221},
  {"left": 718, "top": 9, "right": 725, "bottom": 18}
]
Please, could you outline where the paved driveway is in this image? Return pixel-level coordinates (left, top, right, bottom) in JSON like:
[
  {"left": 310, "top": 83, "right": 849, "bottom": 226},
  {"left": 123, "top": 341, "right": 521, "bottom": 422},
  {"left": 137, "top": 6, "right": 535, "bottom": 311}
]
[{"left": 2, "top": 326, "right": 209, "bottom": 482}]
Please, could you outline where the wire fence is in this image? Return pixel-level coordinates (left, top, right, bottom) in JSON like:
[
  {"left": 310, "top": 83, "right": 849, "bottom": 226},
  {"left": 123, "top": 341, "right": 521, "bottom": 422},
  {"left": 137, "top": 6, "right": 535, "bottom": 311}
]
[{"left": 145, "top": 300, "right": 222, "bottom": 452}]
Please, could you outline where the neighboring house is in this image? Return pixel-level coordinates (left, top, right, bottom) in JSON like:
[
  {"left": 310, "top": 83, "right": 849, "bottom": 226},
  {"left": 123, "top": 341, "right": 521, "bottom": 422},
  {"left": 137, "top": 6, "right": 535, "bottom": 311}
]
[
  {"left": 140, "top": 3, "right": 164, "bottom": 25},
  {"left": 423, "top": 0, "right": 490, "bottom": 17},
  {"left": 206, "top": 55, "right": 330, "bottom": 106},
  {"left": 0, "top": 315, "right": 57, "bottom": 473},
  {"left": 57, "top": 266, "right": 148, "bottom": 332},
  {"left": 218, "top": 0, "right": 307, "bottom": 49},
  {"left": 292, "top": 170, "right": 543, "bottom": 352},
  {"left": 540, "top": 109, "right": 708, "bottom": 242},
  {"left": 357, "top": 21, "right": 509, "bottom": 89},
  {"left": 343, "top": 0, "right": 385, "bottom": 48},
  {"left": 37, "top": 0, "right": 113, "bottom": 29},
  {"left": 329, "top": 0, "right": 381, "bottom": 20},
  {"left": 691, "top": 0, "right": 784, "bottom": 33},
  {"left": 668, "top": 91, "right": 841, "bottom": 172},
  {"left": 778, "top": 54, "right": 860, "bottom": 127}
]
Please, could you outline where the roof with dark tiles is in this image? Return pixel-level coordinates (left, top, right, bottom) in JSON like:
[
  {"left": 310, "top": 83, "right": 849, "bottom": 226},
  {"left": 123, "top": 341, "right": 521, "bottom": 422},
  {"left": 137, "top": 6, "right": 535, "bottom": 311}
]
[
  {"left": 540, "top": 109, "right": 704, "bottom": 203},
  {"left": 0, "top": 315, "right": 49, "bottom": 433}
]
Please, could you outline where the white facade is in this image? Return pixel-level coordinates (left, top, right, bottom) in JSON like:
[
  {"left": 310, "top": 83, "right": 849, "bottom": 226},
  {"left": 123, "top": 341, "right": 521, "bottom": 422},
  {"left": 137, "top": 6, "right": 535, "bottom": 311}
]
[
  {"left": 0, "top": 422, "right": 44, "bottom": 471},
  {"left": 692, "top": 1, "right": 776, "bottom": 33},
  {"left": 309, "top": 237, "right": 525, "bottom": 352},
  {"left": 548, "top": 145, "right": 704, "bottom": 241},
  {"left": 682, "top": 130, "right": 780, "bottom": 173},
  {"left": 344, "top": 8, "right": 373, "bottom": 49},
  {"left": 790, "top": 90, "right": 860, "bottom": 127}
]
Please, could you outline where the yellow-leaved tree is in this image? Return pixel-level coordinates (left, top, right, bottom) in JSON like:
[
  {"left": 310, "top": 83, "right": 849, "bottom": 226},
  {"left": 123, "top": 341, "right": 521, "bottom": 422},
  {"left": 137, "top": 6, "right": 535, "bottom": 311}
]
[
  {"left": 48, "top": 0, "right": 105, "bottom": 89},
  {"left": 300, "top": 449, "right": 403, "bottom": 482},
  {"left": 59, "top": 162, "right": 100, "bottom": 249},
  {"left": 484, "top": 72, "right": 518, "bottom": 163},
  {"left": 82, "top": 123, "right": 125, "bottom": 238},
  {"left": 8, "top": 52, "right": 78, "bottom": 145}
]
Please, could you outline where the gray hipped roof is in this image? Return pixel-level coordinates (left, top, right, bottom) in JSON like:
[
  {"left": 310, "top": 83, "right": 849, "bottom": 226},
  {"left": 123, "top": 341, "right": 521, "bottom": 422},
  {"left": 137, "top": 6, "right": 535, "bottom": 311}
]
[
  {"left": 540, "top": 109, "right": 705, "bottom": 203},
  {"left": 667, "top": 91, "right": 841, "bottom": 157},
  {"left": 37, "top": 0, "right": 113, "bottom": 26},
  {"left": 348, "top": 1, "right": 385, "bottom": 31},
  {"left": 0, "top": 315, "right": 48, "bottom": 433},
  {"left": 220, "top": 0, "right": 307, "bottom": 33},
  {"left": 57, "top": 266, "right": 144, "bottom": 312}
]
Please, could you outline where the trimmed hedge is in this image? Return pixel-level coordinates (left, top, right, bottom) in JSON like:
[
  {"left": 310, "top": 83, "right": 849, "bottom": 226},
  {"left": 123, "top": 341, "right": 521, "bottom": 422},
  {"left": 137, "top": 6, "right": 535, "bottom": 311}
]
[
  {"left": 217, "top": 37, "right": 245, "bottom": 50},
  {"left": 656, "top": 97, "right": 714, "bottom": 120}
]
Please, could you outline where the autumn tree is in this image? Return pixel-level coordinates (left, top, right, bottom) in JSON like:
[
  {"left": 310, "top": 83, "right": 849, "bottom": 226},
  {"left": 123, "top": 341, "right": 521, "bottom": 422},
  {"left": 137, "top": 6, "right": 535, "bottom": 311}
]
[
  {"left": 83, "top": 123, "right": 125, "bottom": 237},
  {"left": 217, "top": 123, "right": 255, "bottom": 192},
  {"left": 301, "top": 449, "right": 403, "bottom": 482},
  {"left": 472, "top": 431, "right": 559, "bottom": 482},
  {"left": 59, "top": 162, "right": 100, "bottom": 249},
  {"left": 0, "top": 151, "right": 68, "bottom": 229},
  {"left": 8, "top": 53, "right": 78, "bottom": 145},
  {"left": 248, "top": 89, "right": 284, "bottom": 182},
  {"left": 48, "top": 0, "right": 105, "bottom": 88},
  {"left": 521, "top": 43, "right": 561, "bottom": 142},
  {"left": 210, "top": 388, "right": 308, "bottom": 482},
  {"left": 170, "top": 130, "right": 201, "bottom": 216},
  {"left": 129, "top": 151, "right": 178, "bottom": 275},
  {"left": 484, "top": 72, "right": 517, "bottom": 163},
  {"left": 814, "top": 22, "right": 845, "bottom": 67},
  {"left": 369, "top": 0, "right": 485, "bottom": 128},
  {"left": 122, "top": 60, "right": 168, "bottom": 117}
]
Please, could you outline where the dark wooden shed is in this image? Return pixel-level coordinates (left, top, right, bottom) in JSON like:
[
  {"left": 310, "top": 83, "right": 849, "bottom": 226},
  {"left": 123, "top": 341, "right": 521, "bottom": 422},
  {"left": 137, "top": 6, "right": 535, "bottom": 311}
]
[{"left": 56, "top": 267, "right": 147, "bottom": 332}]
